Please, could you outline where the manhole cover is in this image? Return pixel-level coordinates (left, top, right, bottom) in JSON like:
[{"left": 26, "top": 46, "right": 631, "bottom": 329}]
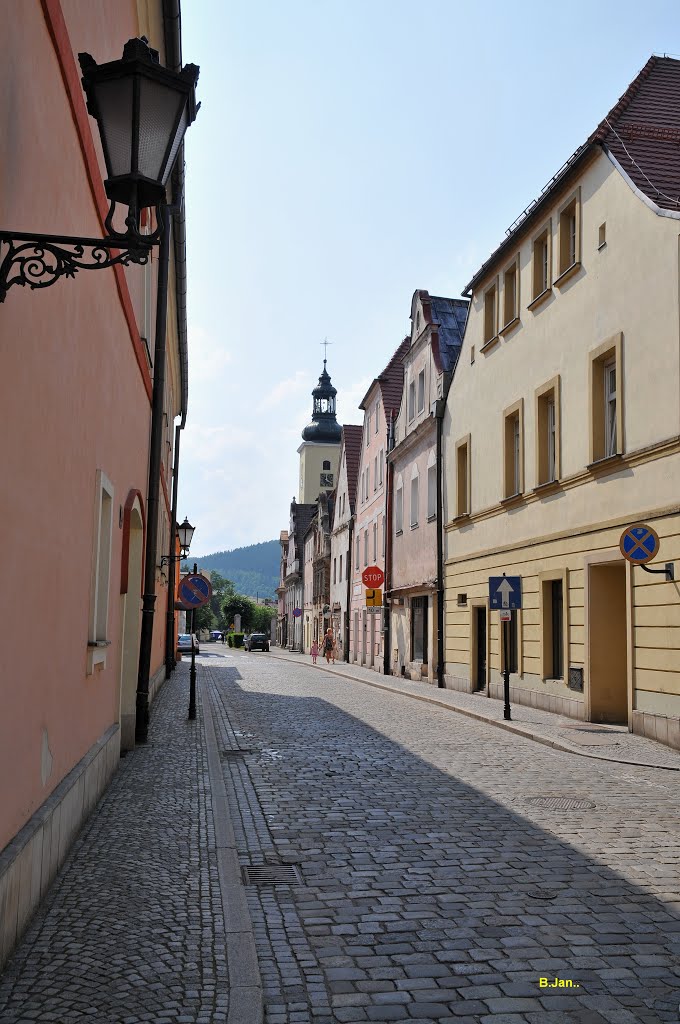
[
  {"left": 220, "top": 748, "right": 254, "bottom": 758},
  {"left": 527, "top": 796, "right": 595, "bottom": 811},
  {"left": 241, "top": 864, "right": 302, "bottom": 886},
  {"left": 528, "top": 888, "right": 561, "bottom": 900}
]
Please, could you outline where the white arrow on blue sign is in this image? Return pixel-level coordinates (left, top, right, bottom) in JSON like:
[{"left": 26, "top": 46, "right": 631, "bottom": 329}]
[{"left": 489, "top": 575, "right": 522, "bottom": 610}]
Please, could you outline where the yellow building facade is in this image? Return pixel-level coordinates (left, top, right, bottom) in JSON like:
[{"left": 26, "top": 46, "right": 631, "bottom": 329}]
[{"left": 442, "top": 57, "right": 680, "bottom": 751}]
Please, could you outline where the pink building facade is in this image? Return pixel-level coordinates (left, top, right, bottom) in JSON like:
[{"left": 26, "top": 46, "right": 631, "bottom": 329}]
[
  {"left": 349, "top": 340, "right": 409, "bottom": 669},
  {"left": 0, "top": 0, "right": 190, "bottom": 966}
]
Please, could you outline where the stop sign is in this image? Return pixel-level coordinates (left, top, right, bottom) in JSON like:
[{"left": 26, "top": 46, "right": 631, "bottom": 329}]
[{"left": 362, "top": 565, "right": 385, "bottom": 588}]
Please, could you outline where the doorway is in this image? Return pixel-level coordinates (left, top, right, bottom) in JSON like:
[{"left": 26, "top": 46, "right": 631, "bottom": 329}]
[
  {"left": 362, "top": 611, "right": 367, "bottom": 664},
  {"left": 119, "top": 501, "right": 143, "bottom": 751},
  {"left": 588, "top": 561, "right": 628, "bottom": 723},
  {"left": 353, "top": 611, "right": 359, "bottom": 662},
  {"left": 369, "top": 611, "right": 375, "bottom": 667},
  {"left": 472, "top": 605, "right": 487, "bottom": 691}
]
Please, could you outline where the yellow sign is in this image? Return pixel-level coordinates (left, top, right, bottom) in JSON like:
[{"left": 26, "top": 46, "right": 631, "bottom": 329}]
[{"left": 365, "top": 588, "right": 382, "bottom": 607}]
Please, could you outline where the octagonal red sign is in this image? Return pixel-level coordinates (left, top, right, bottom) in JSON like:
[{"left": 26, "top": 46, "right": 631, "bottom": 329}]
[{"left": 362, "top": 565, "right": 385, "bottom": 588}]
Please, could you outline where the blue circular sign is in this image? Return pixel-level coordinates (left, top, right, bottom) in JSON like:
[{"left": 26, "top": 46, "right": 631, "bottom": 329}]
[
  {"left": 178, "top": 573, "right": 212, "bottom": 607},
  {"left": 619, "top": 523, "right": 660, "bottom": 565}
]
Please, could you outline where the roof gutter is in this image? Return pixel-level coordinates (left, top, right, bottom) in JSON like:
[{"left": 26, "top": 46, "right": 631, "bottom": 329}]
[{"left": 162, "top": 0, "right": 189, "bottom": 427}]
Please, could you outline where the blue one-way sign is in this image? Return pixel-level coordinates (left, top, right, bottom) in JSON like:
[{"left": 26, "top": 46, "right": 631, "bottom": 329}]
[{"left": 489, "top": 575, "right": 522, "bottom": 610}]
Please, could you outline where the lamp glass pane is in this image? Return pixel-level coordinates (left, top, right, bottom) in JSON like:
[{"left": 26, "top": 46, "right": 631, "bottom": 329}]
[
  {"left": 94, "top": 77, "right": 133, "bottom": 176},
  {"left": 138, "top": 78, "right": 185, "bottom": 181},
  {"left": 161, "top": 107, "right": 188, "bottom": 185}
]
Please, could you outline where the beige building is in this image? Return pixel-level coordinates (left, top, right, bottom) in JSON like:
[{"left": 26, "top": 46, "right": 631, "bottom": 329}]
[{"left": 443, "top": 56, "right": 680, "bottom": 750}]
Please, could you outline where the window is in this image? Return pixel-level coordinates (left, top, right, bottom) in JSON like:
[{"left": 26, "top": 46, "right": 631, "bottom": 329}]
[
  {"left": 502, "top": 257, "right": 519, "bottom": 329},
  {"left": 88, "top": 470, "right": 114, "bottom": 673},
  {"left": 395, "top": 478, "right": 403, "bottom": 534},
  {"left": 364, "top": 530, "right": 368, "bottom": 566},
  {"left": 536, "top": 377, "right": 560, "bottom": 486},
  {"left": 483, "top": 280, "right": 498, "bottom": 343},
  {"left": 382, "top": 515, "right": 386, "bottom": 557},
  {"left": 604, "top": 360, "right": 617, "bottom": 458},
  {"left": 374, "top": 455, "right": 378, "bottom": 491},
  {"left": 427, "top": 462, "right": 436, "bottom": 520},
  {"left": 408, "top": 380, "right": 415, "bottom": 420},
  {"left": 531, "top": 223, "right": 551, "bottom": 302},
  {"left": 410, "top": 473, "right": 419, "bottom": 528},
  {"left": 589, "top": 334, "right": 623, "bottom": 464},
  {"left": 503, "top": 401, "right": 523, "bottom": 498},
  {"left": 540, "top": 571, "right": 567, "bottom": 680},
  {"left": 455, "top": 436, "right": 470, "bottom": 516},
  {"left": 373, "top": 522, "right": 377, "bottom": 560},
  {"left": 366, "top": 411, "right": 371, "bottom": 441},
  {"left": 333, "top": 558, "right": 337, "bottom": 584},
  {"left": 417, "top": 370, "right": 425, "bottom": 413},
  {"left": 355, "top": 534, "right": 360, "bottom": 569},
  {"left": 375, "top": 404, "right": 379, "bottom": 434},
  {"left": 598, "top": 222, "right": 606, "bottom": 249},
  {"left": 367, "top": 465, "right": 371, "bottom": 495},
  {"left": 339, "top": 554, "right": 343, "bottom": 582},
  {"left": 557, "top": 188, "right": 580, "bottom": 280},
  {"left": 379, "top": 450, "right": 384, "bottom": 485},
  {"left": 322, "top": 459, "right": 331, "bottom": 471},
  {"left": 411, "top": 596, "right": 428, "bottom": 663}
]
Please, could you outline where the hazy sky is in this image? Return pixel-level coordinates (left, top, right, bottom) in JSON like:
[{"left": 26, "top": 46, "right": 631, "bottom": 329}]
[{"left": 178, "top": 0, "right": 680, "bottom": 557}]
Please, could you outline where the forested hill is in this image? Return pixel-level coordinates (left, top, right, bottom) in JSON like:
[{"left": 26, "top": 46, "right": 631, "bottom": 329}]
[{"left": 187, "top": 540, "right": 279, "bottom": 599}]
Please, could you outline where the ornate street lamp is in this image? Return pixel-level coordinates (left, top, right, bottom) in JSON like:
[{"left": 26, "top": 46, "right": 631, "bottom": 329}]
[
  {"left": 0, "top": 37, "right": 199, "bottom": 299},
  {"left": 176, "top": 516, "right": 196, "bottom": 556}
]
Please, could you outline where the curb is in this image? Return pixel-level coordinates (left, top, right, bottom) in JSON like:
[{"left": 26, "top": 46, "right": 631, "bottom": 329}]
[
  {"left": 201, "top": 679, "right": 263, "bottom": 1024},
  {"left": 266, "top": 651, "right": 680, "bottom": 773}
]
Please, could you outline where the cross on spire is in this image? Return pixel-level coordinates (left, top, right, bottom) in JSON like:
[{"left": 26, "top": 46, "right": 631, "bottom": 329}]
[{"left": 320, "top": 336, "right": 332, "bottom": 367}]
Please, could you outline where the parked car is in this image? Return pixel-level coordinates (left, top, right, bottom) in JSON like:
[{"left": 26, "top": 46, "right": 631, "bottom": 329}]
[
  {"left": 177, "top": 633, "right": 200, "bottom": 654},
  {"left": 245, "top": 633, "right": 270, "bottom": 652}
]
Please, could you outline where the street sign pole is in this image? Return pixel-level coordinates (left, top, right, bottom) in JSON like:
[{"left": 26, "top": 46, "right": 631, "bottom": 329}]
[
  {"left": 503, "top": 617, "right": 511, "bottom": 721},
  {"left": 189, "top": 562, "right": 197, "bottom": 721}
]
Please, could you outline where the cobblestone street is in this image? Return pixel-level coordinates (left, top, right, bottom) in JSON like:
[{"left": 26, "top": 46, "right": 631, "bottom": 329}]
[{"left": 1, "top": 646, "right": 679, "bottom": 1024}]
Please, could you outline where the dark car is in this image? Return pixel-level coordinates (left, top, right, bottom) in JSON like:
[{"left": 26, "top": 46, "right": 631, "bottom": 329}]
[{"left": 245, "top": 633, "right": 269, "bottom": 652}]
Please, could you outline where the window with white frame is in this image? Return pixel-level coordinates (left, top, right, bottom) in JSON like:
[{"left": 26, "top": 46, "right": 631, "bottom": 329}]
[
  {"left": 355, "top": 533, "right": 360, "bottom": 569},
  {"left": 364, "top": 529, "right": 368, "bottom": 566},
  {"left": 408, "top": 380, "right": 415, "bottom": 420},
  {"left": 395, "top": 478, "right": 403, "bottom": 534},
  {"left": 417, "top": 369, "right": 425, "bottom": 413},
  {"left": 366, "top": 410, "right": 371, "bottom": 442},
  {"left": 88, "top": 470, "right": 114, "bottom": 672},
  {"left": 382, "top": 515, "right": 386, "bottom": 556},
  {"left": 547, "top": 398, "right": 556, "bottom": 480},
  {"left": 379, "top": 450, "right": 384, "bottom": 485},
  {"left": 375, "top": 403, "right": 379, "bottom": 434},
  {"left": 410, "top": 472, "right": 419, "bottom": 528},
  {"left": 374, "top": 455, "right": 377, "bottom": 491},
  {"left": 333, "top": 558, "right": 337, "bottom": 584},
  {"left": 339, "top": 554, "right": 343, "bottom": 582},
  {"left": 373, "top": 521, "right": 377, "bottom": 560}
]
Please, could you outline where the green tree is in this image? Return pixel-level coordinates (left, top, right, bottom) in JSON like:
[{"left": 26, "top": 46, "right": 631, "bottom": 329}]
[{"left": 223, "top": 594, "right": 255, "bottom": 633}]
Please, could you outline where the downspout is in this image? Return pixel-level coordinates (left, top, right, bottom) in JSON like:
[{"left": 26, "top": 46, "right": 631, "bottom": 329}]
[
  {"left": 165, "top": 422, "right": 182, "bottom": 678},
  {"left": 345, "top": 517, "right": 353, "bottom": 662},
  {"left": 435, "top": 373, "right": 452, "bottom": 689},
  {"left": 383, "top": 411, "right": 395, "bottom": 676}
]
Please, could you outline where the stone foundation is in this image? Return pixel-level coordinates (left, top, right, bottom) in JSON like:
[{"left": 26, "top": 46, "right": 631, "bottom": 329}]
[{"left": 632, "top": 710, "right": 680, "bottom": 750}]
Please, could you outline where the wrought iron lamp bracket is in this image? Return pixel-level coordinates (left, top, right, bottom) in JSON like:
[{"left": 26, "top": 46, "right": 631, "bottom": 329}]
[
  {"left": 160, "top": 549, "right": 190, "bottom": 567},
  {"left": 0, "top": 201, "right": 164, "bottom": 303}
]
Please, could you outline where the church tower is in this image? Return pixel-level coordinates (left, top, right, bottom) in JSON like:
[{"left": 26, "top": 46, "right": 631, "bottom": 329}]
[{"left": 298, "top": 360, "right": 342, "bottom": 503}]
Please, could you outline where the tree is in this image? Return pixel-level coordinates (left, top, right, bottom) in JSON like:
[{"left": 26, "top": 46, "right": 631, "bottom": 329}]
[{"left": 223, "top": 594, "right": 254, "bottom": 633}]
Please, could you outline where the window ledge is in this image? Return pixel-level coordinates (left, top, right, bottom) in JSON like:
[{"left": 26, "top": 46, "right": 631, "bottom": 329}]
[
  {"left": 500, "top": 492, "right": 526, "bottom": 509},
  {"left": 427, "top": 514, "right": 436, "bottom": 523},
  {"left": 598, "top": 241, "right": 607, "bottom": 252},
  {"left": 481, "top": 335, "right": 500, "bottom": 354},
  {"left": 554, "top": 261, "right": 581, "bottom": 288},
  {"left": 587, "top": 453, "right": 623, "bottom": 475},
  {"left": 533, "top": 479, "right": 561, "bottom": 496},
  {"left": 499, "top": 316, "right": 520, "bottom": 337},
  {"left": 528, "top": 288, "right": 552, "bottom": 312},
  {"left": 410, "top": 523, "right": 419, "bottom": 531},
  {"left": 395, "top": 529, "right": 403, "bottom": 537},
  {"left": 450, "top": 512, "right": 471, "bottom": 527}
]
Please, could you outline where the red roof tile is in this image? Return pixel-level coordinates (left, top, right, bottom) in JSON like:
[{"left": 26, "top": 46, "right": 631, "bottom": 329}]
[
  {"left": 360, "top": 337, "right": 410, "bottom": 422},
  {"left": 341, "top": 424, "right": 363, "bottom": 514}
]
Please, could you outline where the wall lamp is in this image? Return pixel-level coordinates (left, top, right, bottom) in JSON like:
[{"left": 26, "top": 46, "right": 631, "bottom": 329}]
[
  {"left": 161, "top": 516, "right": 195, "bottom": 566},
  {"left": 0, "top": 36, "right": 199, "bottom": 301}
]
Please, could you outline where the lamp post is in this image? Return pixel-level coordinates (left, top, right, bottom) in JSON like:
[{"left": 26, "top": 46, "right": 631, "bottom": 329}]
[
  {"left": 163, "top": 515, "right": 195, "bottom": 678},
  {"left": 0, "top": 37, "right": 200, "bottom": 745}
]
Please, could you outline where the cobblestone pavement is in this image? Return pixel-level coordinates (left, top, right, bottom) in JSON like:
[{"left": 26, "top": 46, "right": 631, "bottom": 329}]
[
  {"left": 0, "top": 664, "right": 235, "bottom": 1024},
  {"left": 2, "top": 647, "right": 680, "bottom": 1024},
  {"left": 269, "top": 649, "right": 680, "bottom": 771},
  {"left": 212, "top": 647, "right": 679, "bottom": 1024}
]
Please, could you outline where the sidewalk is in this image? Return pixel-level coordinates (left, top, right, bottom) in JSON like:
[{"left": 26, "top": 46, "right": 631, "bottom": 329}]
[
  {"left": 0, "top": 662, "right": 262, "bottom": 1024},
  {"left": 268, "top": 648, "right": 680, "bottom": 771}
]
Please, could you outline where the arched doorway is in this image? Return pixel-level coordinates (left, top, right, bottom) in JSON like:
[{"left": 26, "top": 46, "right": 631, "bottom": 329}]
[{"left": 119, "top": 494, "right": 144, "bottom": 751}]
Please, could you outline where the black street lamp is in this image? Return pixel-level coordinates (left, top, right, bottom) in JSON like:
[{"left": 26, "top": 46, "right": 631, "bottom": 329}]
[
  {"left": 0, "top": 37, "right": 199, "bottom": 299},
  {"left": 0, "top": 37, "right": 200, "bottom": 745}
]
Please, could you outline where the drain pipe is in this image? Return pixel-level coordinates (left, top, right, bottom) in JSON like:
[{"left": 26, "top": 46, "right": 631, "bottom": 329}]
[
  {"left": 165, "top": 422, "right": 182, "bottom": 678},
  {"left": 345, "top": 517, "right": 353, "bottom": 662},
  {"left": 435, "top": 377, "right": 451, "bottom": 689},
  {"left": 383, "top": 411, "right": 395, "bottom": 677}
]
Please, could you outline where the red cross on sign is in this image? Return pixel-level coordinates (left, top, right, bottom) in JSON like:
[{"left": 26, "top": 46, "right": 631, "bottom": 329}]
[{"left": 619, "top": 523, "right": 660, "bottom": 565}]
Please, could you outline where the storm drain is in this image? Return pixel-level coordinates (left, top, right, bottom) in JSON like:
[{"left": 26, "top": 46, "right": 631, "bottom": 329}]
[
  {"left": 528, "top": 888, "right": 561, "bottom": 900},
  {"left": 220, "top": 748, "right": 254, "bottom": 758},
  {"left": 527, "top": 795, "right": 595, "bottom": 811},
  {"left": 241, "top": 864, "right": 303, "bottom": 886}
]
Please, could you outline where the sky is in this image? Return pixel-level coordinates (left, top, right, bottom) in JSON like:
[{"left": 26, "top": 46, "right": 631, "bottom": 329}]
[{"left": 178, "top": 0, "right": 680, "bottom": 557}]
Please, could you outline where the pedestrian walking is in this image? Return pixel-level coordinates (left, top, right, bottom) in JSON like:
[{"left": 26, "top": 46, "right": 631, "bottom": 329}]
[
  {"left": 323, "top": 628, "right": 334, "bottom": 664},
  {"left": 311, "top": 639, "right": 319, "bottom": 664}
]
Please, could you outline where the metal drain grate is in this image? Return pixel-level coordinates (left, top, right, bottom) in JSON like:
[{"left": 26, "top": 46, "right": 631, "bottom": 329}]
[
  {"left": 220, "top": 748, "right": 254, "bottom": 758},
  {"left": 527, "top": 796, "right": 595, "bottom": 811},
  {"left": 528, "top": 888, "right": 561, "bottom": 900},
  {"left": 241, "top": 864, "right": 303, "bottom": 886}
]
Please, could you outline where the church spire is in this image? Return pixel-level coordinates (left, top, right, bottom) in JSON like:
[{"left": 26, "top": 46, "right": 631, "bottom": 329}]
[{"left": 301, "top": 359, "right": 341, "bottom": 443}]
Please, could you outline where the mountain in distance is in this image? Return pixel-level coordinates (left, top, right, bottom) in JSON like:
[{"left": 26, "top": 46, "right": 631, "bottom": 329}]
[{"left": 185, "top": 539, "right": 280, "bottom": 600}]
